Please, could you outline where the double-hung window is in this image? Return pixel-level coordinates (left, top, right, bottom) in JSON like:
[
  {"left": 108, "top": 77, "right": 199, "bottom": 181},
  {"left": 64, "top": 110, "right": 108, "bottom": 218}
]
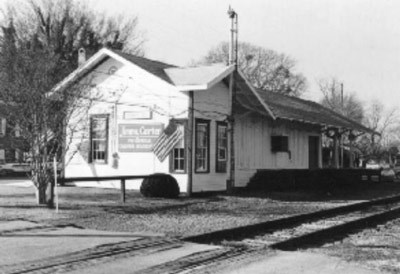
[
  {"left": 0, "top": 118, "right": 6, "bottom": 137},
  {"left": 195, "top": 119, "right": 210, "bottom": 173},
  {"left": 89, "top": 115, "right": 109, "bottom": 163},
  {"left": 170, "top": 122, "right": 186, "bottom": 173},
  {"left": 216, "top": 122, "right": 228, "bottom": 173}
]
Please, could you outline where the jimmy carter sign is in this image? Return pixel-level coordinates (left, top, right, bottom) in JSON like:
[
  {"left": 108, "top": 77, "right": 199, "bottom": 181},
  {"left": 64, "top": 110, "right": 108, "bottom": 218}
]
[{"left": 118, "top": 124, "right": 163, "bottom": 152}]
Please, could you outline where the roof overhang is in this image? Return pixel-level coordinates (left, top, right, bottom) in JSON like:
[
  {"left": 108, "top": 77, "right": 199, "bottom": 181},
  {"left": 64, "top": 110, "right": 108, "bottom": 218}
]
[
  {"left": 165, "top": 64, "right": 235, "bottom": 91},
  {"left": 237, "top": 70, "right": 275, "bottom": 120},
  {"left": 49, "top": 48, "right": 178, "bottom": 97}
]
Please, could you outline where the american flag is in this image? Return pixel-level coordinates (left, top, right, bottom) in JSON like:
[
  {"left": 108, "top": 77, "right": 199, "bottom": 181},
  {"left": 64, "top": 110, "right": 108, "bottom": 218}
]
[{"left": 152, "top": 120, "right": 183, "bottom": 162}]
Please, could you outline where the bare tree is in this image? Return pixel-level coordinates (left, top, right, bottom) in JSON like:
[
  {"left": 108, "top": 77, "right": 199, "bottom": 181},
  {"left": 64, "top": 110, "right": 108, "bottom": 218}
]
[
  {"left": 357, "top": 101, "right": 399, "bottom": 162},
  {"left": 0, "top": 0, "right": 144, "bottom": 205},
  {"left": 1, "top": 0, "right": 145, "bottom": 75},
  {"left": 198, "top": 41, "right": 307, "bottom": 97},
  {"left": 318, "top": 78, "right": 364, "bottom": 123}
]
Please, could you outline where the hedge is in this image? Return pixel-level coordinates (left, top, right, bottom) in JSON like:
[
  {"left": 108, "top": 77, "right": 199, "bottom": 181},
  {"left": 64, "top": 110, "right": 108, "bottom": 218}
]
[{"left": 247, "top": 168, "right": 382, "bottom": 192}]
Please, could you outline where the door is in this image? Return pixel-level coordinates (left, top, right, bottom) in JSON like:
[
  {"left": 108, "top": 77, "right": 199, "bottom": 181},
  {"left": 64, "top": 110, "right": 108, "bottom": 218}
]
[{"left": 309, "top": 136, "right": 320, "bottom": 169}]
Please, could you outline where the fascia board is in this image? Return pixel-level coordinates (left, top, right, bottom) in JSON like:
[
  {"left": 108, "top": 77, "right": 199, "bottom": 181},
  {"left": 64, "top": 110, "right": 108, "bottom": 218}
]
[
  {"left": 51, "top": 48, "right": 110, "bottom": 94},
  {"left": 237, "top": 70, "right": 276, "bottom": 120},
  {"left": 174, "top": 65, "right": 235, "bottom": 91}
]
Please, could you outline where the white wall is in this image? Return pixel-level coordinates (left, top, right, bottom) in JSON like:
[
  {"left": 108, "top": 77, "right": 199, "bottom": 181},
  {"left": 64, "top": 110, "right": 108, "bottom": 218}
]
[
  {"left": 191, "top": 81, "right": 230, "bottom": 192},
  {"left": 234, "top": 114, "right": 322, "bottom": 187},
  {"left": 64, "top": 57, "right": 189, "bottom": 192}
]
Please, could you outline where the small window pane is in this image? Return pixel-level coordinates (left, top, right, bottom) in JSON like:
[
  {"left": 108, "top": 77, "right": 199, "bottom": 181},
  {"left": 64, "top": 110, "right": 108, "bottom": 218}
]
[
  {"left": 171, "top": 123, "right": 186, "bottom": 173},
  {"left": 90, "top": 116, "right": 108, "bottom": 163},
  {"left": 216, "top": 123, "right": 227, "bottom": 173},
  {"left": 195, "top": 121, "right": 209, "bottom": 173}
]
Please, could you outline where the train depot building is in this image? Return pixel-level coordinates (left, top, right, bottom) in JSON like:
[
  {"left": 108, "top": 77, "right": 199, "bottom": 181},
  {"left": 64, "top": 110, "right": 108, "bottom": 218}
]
[{"left": 53, "top": 48, "right": 373, "bottom": 194}]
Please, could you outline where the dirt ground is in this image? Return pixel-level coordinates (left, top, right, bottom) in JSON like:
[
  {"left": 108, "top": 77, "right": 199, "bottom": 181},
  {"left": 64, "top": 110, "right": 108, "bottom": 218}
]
[
  {"left": 0, "top": 182, "right": 356, "bottom": 237},
  {"left": 1, "top": 179, "right": 400, "bottom": 273},
  {"left": 310, "top": 218, "right": 400, "bottom": 273}
]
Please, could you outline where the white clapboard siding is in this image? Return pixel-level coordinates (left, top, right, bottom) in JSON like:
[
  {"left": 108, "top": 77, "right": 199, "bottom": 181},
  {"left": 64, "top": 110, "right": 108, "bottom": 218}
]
[
  {"left": 64, "top": 57, "right": 189, "bottom": 192},
  {"left": 234, "top": 114, "right": 322, "bottom": 187},
  {"left": 192, "top": 81, "right": 230, "bottom": 192}
]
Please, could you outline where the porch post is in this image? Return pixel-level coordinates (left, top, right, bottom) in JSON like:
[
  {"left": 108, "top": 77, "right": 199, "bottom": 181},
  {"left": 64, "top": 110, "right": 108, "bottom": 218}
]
[
  {"left": 349, "top": 131, "right": 355, "bottom": 168},
  {"left": 186, "top": 91, "right": 194, "bottom": 196},
  {"left": 333, "top": 129, "right": 340, "bottom": 169}
]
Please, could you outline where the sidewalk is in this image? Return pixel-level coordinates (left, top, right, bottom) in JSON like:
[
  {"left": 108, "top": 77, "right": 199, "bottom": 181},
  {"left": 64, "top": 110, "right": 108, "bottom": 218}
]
[
  {"left": 0, "top": 220, "right": 219, "bottom": 273},
  {"left": 219, "top": 251, "right": 381, "bottom": 274},
  {"left": 0, "top": 220, "right": 384, "bottom": 274}
]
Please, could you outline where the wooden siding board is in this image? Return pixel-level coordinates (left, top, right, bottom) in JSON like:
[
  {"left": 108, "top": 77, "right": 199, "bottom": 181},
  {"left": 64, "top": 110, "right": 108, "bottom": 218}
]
[
  {"left": 191, "top": 81, "right": 230, "bottom": 192},
  {"left": 234, "top": 115, "right": 322, "bottom": 187},
  {"left": 64, "top": 57, "right": 189, "bottom": 192}
]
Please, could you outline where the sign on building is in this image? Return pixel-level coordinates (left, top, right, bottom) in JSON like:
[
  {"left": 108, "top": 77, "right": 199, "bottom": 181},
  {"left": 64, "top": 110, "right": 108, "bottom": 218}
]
[{"left": 118, "top": 124, "right": 163, "bottom": 152}]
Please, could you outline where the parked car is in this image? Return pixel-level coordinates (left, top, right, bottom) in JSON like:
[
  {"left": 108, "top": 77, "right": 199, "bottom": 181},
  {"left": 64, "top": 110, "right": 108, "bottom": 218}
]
[
  {"left": 0, "top": 161, "right": 61, "bottom": 176},
  {"left": 0, "top": 163, "right": 31, "bottom": 176},
  {"left": 365, "top": 160, "right": 380, "bottom": 169}
]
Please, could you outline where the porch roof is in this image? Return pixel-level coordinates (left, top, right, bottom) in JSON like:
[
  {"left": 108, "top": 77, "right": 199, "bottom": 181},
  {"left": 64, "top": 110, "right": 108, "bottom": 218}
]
[{"left": 234, "top": 72, "right": 375, "bottom": 134}]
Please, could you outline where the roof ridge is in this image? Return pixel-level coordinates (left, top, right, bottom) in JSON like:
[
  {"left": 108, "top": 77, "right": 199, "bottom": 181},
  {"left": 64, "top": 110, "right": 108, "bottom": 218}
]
[
  {"left": 109, "top": 49, "right": 177, "bottom": 68},
  {"left": 257, "top": 89, "right": 373, "bottom": 133}
]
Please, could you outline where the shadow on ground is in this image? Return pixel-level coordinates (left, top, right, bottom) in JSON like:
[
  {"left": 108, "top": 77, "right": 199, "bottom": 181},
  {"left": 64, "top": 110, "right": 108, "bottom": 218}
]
[{"left": 221, "top": 182, "right": 400, "bottom": 202}]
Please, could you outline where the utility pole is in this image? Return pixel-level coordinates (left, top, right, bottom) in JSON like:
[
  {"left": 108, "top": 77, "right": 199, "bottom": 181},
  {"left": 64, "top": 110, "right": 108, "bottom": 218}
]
[
  {"left": 340, "top": 83, "right": 344, "bottom": 168},
  {"left": 227, "top": 6, "right": 238, "bottom": 193}
]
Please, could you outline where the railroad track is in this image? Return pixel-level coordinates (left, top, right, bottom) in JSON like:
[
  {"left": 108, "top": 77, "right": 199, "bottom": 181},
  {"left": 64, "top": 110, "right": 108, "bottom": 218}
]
[
  {"left": 0, "top": 237, "right": 183, "bottom": 274},
  {"left": 185, "top": 194, "right": 400, "bottom": 251},
  {"left": 134, "top": 194, "right": 400, "bottom": 274},
  {"left": 4, "top": 195, "right": 400, "bottom": 274},
  {"left": 246, "top": 200, "right": 400, "bottom": 250}
]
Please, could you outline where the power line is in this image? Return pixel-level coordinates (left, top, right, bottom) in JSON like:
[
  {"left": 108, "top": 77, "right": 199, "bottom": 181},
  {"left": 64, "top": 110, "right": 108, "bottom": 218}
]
[{"left": 69, "top": 68, "right": 230, "bottom": 120}]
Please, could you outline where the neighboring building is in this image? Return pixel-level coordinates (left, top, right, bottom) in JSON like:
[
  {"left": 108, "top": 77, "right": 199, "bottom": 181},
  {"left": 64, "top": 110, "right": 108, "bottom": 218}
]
[
  {"left": 0, "top": 103, "right": 26, "bottom": 165},
  {"left": 52, "top": 48, "right": 373, "bottom": 193}
]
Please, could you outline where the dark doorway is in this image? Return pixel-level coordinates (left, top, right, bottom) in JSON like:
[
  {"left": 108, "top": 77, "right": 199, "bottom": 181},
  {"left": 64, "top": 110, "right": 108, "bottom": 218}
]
[{"left": 309, "top": 136, "right": 320, "bottom": 169}]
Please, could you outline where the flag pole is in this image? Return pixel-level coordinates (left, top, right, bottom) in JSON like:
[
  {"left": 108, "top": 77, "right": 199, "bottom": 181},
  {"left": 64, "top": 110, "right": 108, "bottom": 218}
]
[{"left": 53, "top": 157, "right": 59, "bottom": 213}]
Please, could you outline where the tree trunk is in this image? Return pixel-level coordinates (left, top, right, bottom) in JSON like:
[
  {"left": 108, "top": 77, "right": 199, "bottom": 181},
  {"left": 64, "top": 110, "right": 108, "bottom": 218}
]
[{"left": 34, "top": 174, "right": 54, "bottom": 207}]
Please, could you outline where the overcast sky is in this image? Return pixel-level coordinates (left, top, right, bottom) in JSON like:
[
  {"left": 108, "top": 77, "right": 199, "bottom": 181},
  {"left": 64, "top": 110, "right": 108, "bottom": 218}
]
[{"left": 11, "top": 0, "right": 400, "bottom": 108}]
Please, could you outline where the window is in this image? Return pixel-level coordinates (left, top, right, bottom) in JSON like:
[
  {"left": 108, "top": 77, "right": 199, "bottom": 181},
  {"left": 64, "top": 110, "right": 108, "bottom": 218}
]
[
  {"left": 195, "top": 119, "right": 210, "bottom": 173},
  {"left": 89, "top": 115, "right": 109, "bottom": 163},
  {"left": 271, "top": 136, "right": 289, "bottom": 152},
  {"left": 216, "top": 122, "right": 228, "bottom": 173},
  {"left": 170, "top": 123, "right": 186, "bottom": 173},
  {"left": 0, "top": 118, "right": 6, "bottom": 136}
]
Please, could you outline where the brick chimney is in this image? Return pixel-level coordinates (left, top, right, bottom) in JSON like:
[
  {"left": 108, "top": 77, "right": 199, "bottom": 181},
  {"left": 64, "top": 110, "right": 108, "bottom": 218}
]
[{"left": 78, "top": 48, "right": 86, "bottom": 66}]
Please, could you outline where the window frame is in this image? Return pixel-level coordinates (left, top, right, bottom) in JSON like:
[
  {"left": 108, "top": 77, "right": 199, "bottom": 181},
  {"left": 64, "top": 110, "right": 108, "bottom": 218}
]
[
  {"left": 0, "top": 117, "right": 6, "bottom": 137},
  {"left": 271, "top": 135, "right": 289, "bottom": 152},
  {"left": 194, "top": 119, "right": 210, "bottom": 173},
  {"left": 169, "top": 119, "right": 187, "bottom": 174},
  {"left": 89, "top": 114, "right": 109, "bottom": 164},
  {"left": 215, "top": 121, "right": 228, "bottom": 173}
]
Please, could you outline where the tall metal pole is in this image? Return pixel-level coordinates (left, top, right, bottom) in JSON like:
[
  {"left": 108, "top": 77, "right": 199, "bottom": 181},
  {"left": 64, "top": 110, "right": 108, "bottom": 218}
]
[
  {"left": 340, "top": 83, "right": 344, "bottom": 168},
  {"left": 227, "top": 7, "right": 237, "bottom": 193},
  {"left": 186, "top": 91, "right": 194, "bottom": 196}
]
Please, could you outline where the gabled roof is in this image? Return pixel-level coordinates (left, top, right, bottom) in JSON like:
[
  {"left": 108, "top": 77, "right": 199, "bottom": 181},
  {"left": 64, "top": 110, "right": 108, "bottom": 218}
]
[
  {"left": 50, "top": 48, "right": 373, "bottom": 134},
  {"left": 232, "top": 72, "right": 374, "bottom": 133},
  {"left": 165, "top": 64, "right": 235, "bottom": 91},
  {"left": 51, "top": 48, "right": 234, "bottom": 94},
  {"left": 255, "top": 89, "right": 375, "bottom": 133},
  {"left": 110, "top": 50, "right": 176, "bottom": 84}
]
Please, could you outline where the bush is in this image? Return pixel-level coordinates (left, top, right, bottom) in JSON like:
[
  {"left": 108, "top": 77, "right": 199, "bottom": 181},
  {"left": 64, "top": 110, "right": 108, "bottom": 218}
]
[
  {"left": 247, "top": 168, "right": 382, "bottom": 192},
  {"left": 140, "top": 173, "right": 180, "bottom": 198}
]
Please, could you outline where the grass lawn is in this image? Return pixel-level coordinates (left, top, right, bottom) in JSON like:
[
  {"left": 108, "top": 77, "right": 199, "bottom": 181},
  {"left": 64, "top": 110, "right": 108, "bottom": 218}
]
[{"left": 1, "top": 180, "right": 400, "bottom": 238}]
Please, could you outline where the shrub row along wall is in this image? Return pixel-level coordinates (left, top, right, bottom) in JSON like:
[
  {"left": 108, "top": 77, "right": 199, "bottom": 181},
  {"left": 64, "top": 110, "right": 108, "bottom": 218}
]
[{"left": 247, "top": 169, "right": 382, "bottom": 192}]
